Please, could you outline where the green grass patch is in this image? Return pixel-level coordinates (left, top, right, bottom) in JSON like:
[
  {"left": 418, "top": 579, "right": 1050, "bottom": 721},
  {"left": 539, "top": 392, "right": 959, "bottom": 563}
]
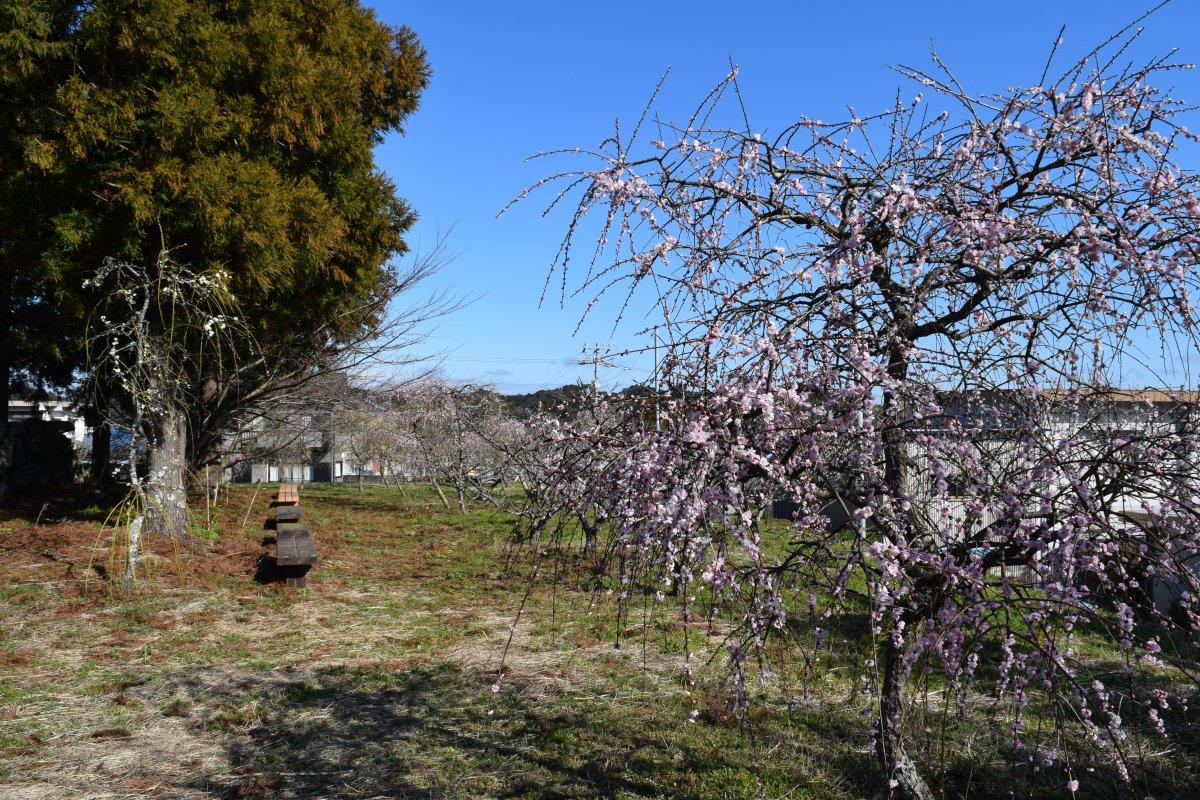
[{"left": 0, "top": 483, "right": 1195, "bottom": 799}]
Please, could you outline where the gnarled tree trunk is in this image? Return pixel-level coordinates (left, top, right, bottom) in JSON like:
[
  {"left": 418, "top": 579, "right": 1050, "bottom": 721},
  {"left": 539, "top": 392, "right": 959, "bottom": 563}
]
[
  {"left": 878, "top": 641, "right": 934, "bottom": 800},
  {"left": 876, "top": 354, "right": 934, "bottom": 800},
  {"left": 143, "top": 405, "right": 189, "bottom": 539}
]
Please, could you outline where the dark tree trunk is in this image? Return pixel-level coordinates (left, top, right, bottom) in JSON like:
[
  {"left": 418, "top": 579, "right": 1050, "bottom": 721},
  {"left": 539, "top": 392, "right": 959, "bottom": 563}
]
[
  {"left": 0, "top": 380, "right": 9, "bottom": 499},
  {"left": 143, "top": 405, "right": 189, "bottom": 539},
  {"left": 0, "top": 269, "right": 11, "bottom": 499},
  {"left": 874, "top": 343, "right": 934, "bottom": 800},
  {"left": 877, "top": 641, "right": 934, "bottom": 800},
  {"left": 91, "top": 420, "right": 111, "bottom": 485},
  {"left": 580, "top": 512, "right": 598, "bottom": 558}
]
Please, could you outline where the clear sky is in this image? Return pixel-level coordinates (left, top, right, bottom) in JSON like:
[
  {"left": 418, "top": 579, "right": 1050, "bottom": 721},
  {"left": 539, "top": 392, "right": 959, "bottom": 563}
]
[{"left": 366, "top": 1, "right": 1200, "bottom": 394}]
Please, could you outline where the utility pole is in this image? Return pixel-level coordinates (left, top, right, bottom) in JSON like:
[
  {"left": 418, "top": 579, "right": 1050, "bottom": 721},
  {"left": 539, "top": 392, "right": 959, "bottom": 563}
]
[
  {"left": 578, "top": 343, "right": 615, "bottom": 406},
  {"left": 652, "top": 326, "right": 661, "bottom": 432}
]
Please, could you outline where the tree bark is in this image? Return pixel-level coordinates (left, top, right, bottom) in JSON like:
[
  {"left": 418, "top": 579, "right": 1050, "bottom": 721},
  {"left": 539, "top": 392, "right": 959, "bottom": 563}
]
[
  {"left": 878, "top": 642, "right": 934, "bottom": 800},
  {"left": 124, "top": 514, "right": 144, "bottom": 589},
  {"left": 874, "top": 343, "right": 933, "bottom": 800},
  {"left": 143, "top": 405, "right": 189, "bottom": 539},
  {"left": 0, "top": 269, "right": 11, "bottom": 499},
  {"left": 580, "top": 510, "right": 598, "bottom": 558},
  {"left": 430, "top": 478, "right": 450, "bottom": 510},
  {"left": 91, "top": 420, "right": 112, "bottom": 485}
]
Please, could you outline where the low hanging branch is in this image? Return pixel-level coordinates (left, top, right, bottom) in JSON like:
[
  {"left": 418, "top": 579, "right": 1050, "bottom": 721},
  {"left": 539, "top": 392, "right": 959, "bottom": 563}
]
[
  {"left": 205, "top": 237, "right": 462, "bottom": 483},
  {"left": 85, "top": 249, "right": 252, "bottom": 586}
]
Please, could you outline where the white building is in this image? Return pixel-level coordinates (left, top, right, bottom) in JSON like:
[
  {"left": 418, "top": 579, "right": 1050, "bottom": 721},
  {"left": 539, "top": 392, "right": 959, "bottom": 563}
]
[
  {"left": 911, "top": 389, "right": 1199, "bottom": 610},
  {"left": 907, "top": 389, "right": 1199, "bottom": 528},
  {"left": 7, "top": 399, "right": 88, "bottom": 445},
  {"left": 232, "top": 426, "right": 403, "bottom": 485},
  {"left": 780, "top": 389, "right": 1200, "bottom": 610}
]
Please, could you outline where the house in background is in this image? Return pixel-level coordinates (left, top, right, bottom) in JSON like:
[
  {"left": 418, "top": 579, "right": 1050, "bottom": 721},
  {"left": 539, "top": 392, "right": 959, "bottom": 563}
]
[
  {"left": 777, "top": 388, "right": 1198, "bottom": 526},
  {"left": 772, "top": 388, "right": 1200, "bottom": 611},
  {"left": 4, "top": 398, "right": 87, "bottom": 490},
  {"left": 230, "top": 421, "right": 397, "bottom": 485},
  {"left": 7, "top": 398, "right": 88, "bottom": 447}
]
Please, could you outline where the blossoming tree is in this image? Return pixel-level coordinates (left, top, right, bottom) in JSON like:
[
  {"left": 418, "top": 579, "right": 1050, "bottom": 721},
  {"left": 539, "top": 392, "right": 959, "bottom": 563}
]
[
  {"left": 520, "top": 28, "right": 1200, "bottom": 799},
  {"left": 86, "top": 252, "right": 248, "bottom": 578}
]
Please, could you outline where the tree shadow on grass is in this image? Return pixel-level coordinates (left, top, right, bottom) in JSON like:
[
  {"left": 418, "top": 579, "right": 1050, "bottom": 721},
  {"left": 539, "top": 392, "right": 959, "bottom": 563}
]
[
  {"left": 169, "top": 662, "right": 872, "bottom": 800},
  {"left": 160, "top": 659, "right": 1196, "bottom": 800}
]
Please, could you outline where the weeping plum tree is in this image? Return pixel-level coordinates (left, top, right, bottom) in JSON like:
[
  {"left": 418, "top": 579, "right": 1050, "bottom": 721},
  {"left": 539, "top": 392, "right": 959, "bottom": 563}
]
[
  {"left": 520, "top": 26, "right": 1200, "bottom": 799},
  {"left": 85, "top": 252, "right": 248, "bottom": 567}
]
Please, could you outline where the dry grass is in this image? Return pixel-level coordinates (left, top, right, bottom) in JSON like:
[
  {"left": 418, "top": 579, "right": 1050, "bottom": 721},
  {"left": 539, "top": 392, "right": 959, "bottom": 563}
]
[
  {"left": 1, "top": 485, "right": 813, "bottom": 800},
  {"left": 1, "top": 484, "right": 1196, "bottom": 799}
]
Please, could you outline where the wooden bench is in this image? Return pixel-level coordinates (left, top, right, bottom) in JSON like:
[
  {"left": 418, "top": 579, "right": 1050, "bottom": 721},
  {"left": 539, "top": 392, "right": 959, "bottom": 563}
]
[
  {"left": 275, "top": 483, "right": 300, "bottom": 506},
  {"left": 275, "top": 522, "right": 318, "bottom": 586},
  {"left": 267, "top": 484, "right": 318, "bottom": 586},
  {"left": 274, "top": 504, "right": 303, "bottom": 522},
  {"left": 276, "top": 523, "right": 318, "bottom": 565}
]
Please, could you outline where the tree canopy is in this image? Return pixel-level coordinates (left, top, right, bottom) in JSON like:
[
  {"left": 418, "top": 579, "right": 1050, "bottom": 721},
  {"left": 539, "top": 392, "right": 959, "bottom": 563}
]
[
  {"left": 44, "top": 0, "right": 429, "bottom": 341},
  {"left": 0, "top": 0, "right": 431, "bottom": 496}
]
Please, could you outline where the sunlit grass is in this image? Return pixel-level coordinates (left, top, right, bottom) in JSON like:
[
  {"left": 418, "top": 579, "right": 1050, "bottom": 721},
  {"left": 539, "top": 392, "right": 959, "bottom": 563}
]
[{"left": 0, "top": 483, "right": 1195, "bottom": 799}]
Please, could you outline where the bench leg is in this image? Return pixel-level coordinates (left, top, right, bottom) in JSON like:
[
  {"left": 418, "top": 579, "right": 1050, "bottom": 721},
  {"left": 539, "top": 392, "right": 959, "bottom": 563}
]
[{"left": 277, "top": 564, "right": 312, "bottom": 587}]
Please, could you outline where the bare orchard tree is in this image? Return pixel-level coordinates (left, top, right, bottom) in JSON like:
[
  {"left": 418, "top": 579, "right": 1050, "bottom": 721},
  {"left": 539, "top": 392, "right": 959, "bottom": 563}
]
[
  {"left": 339, "top": 406, "right": 397, "bottom": 491},
  {"left": 441, "top": 386, "right": 524, "bottom": 511},
  {"left": 374, "top": 410, "right": 418, "bottom": 486},
  {"left": 390, "top": 379, "right": 523, "bottom": 512},
  {"left": 518, "top": 23, "right": 1200, "bottom": 800},
  {"left": 85, "top": 250, "right": 250, "bottom": 584},
  {"left": 402, "top": 383, "right": 456, "bottom": 508}
]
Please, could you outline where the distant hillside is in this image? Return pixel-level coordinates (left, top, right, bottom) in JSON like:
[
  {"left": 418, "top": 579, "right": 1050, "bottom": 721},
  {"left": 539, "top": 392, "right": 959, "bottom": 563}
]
[
  {"left": 500, "top": 383, "right": 593, "bottom": 417},
  {"left": 500, "top": 383, "right": 657, "bottom": 418}
]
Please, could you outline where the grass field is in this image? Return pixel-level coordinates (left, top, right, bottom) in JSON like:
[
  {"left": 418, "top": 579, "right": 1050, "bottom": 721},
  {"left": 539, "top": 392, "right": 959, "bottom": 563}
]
[{"left": 1, "top": 484, "right": 1196, "bottom": 799}]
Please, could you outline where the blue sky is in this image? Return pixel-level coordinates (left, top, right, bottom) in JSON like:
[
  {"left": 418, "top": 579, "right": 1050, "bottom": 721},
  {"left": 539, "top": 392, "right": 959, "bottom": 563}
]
[{"left": 367, "top": 1, "right": 1200, "bottom": 394}]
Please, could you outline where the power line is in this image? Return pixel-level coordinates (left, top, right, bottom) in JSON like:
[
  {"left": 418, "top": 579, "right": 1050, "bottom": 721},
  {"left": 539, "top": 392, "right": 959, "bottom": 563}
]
[
  {"left": 578, "top": 343, "right": 617, "bottom": 400},
  {"left": 437, "top": 355, "right": 570, "bottom": 364}
]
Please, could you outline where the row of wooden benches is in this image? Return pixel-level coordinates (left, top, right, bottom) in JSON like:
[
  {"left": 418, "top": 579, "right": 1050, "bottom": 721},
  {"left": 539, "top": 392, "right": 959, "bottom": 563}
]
[{"left": 271, "top": 483, "right": 318, "bottom": 587}]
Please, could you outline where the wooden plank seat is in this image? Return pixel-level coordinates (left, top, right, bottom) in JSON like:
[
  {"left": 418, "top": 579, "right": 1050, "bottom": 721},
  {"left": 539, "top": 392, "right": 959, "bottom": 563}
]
[
  {"left": 275, "top": 483, "right": 300, "bottom": 506},
  {"left": 274, "top": 521, "right": 318, "bottom": 587},
  {"left": 276, "top": 522, "right": 317, "bottom": 565},
  {"left": 274, "top": 505, "right": 303, "bottom": 523}
]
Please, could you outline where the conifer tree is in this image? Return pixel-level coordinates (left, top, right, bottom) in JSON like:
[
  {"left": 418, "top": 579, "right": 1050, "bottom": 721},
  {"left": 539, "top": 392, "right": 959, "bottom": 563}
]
[
  {"left": 0, "top": 0, "right": 77, "bottom": 496},
  {"left": 28, "top": 0, "right": 430, "bottom": 529}
]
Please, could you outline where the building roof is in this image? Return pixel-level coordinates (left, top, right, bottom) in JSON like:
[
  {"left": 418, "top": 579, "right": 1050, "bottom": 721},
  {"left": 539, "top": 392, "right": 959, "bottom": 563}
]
[{"left": 935, "top": 388, "right": 1200, "bottom": 406}]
